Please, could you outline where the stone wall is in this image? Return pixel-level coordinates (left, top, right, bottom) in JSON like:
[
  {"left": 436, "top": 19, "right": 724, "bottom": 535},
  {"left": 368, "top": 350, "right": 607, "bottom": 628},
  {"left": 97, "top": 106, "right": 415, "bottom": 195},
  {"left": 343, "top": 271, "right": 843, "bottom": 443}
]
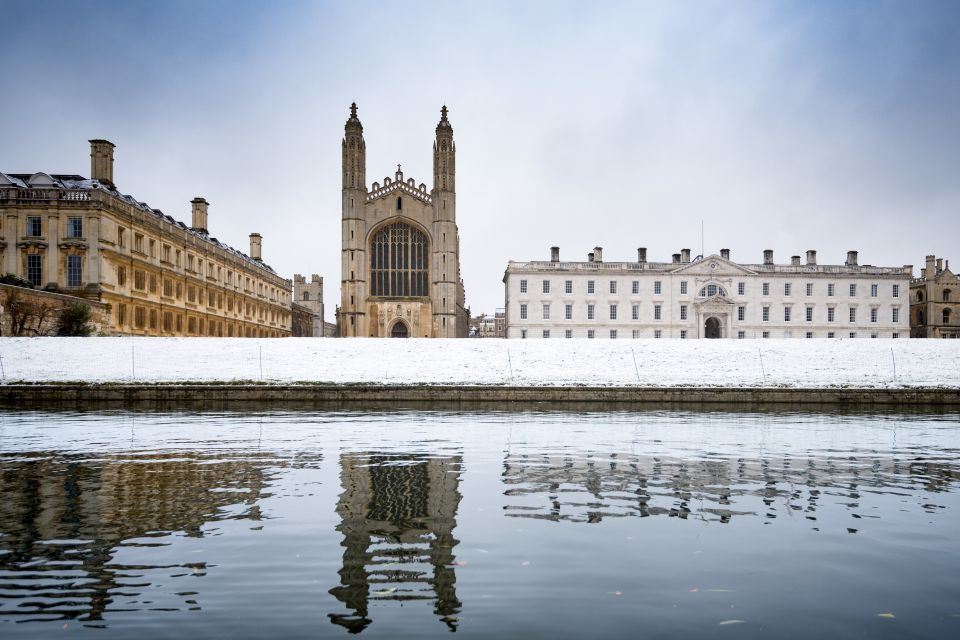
[{"left": 0, "top": 284, "right": 111, "bottom": 336}]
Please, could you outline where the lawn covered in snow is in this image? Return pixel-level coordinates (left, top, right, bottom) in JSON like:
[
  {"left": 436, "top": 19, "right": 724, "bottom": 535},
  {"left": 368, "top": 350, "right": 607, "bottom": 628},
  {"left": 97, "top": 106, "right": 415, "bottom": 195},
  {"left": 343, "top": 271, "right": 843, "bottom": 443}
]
[{"left": 1, "top": 337, "right": 959, "bottom": 388}]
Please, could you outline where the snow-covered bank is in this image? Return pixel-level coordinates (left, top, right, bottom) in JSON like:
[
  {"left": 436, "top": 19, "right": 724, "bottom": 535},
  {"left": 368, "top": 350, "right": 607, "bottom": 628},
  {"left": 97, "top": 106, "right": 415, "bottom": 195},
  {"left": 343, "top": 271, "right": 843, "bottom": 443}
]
[{"left": 2, "top": 338, "right": 959, "bottom": 388}]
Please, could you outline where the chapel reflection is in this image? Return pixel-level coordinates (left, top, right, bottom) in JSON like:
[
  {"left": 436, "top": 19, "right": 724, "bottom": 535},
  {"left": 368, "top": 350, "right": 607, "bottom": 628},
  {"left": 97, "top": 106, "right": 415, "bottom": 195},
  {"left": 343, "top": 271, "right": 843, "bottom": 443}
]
[
  {"left": 329, "top": 452, "right": 462, "bottom": 633},
  {"left": 0, "top": 452, "right": 280, "bottom": 623},
  {"left": 502, "top": 451, "right": 958, "bottom": 525}
]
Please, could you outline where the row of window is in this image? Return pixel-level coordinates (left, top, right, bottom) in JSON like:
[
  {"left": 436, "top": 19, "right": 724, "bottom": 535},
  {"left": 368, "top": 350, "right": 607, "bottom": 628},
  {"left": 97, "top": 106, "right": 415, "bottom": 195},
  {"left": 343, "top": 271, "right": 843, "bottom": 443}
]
[
  {"left": 518, "top": 329, "right": 901, "bottom": 339},
  {"left": 24, "top": 216, "right": 84, "bottom": 239},
  {"left": 24, "top": 254, "right": 84, "bottom": 287},
  {"left": 518, "top": 278, "right": 901, "bottom": 298},
  {"left": 116, "top": 304, "right": 282, "bottom": 337},
  {"left": 518, "top": 302, "right": 903, "bottom": 323}
]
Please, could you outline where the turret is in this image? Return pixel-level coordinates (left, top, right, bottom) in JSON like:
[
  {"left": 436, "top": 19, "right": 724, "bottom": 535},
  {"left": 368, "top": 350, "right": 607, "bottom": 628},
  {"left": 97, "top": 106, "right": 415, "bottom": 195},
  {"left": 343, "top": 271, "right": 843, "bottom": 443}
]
[
  {"left": 432, "top": 105, "right": 458, "bottom": 336},
  {"left": 433, "top": 105, "right": 455, "bottom": 197},
  {"left": 341, "top": 102, "right": 367, "bottom": 337},
  {"left": 342, "top": 102, "right": 366, "bottom": 192}
]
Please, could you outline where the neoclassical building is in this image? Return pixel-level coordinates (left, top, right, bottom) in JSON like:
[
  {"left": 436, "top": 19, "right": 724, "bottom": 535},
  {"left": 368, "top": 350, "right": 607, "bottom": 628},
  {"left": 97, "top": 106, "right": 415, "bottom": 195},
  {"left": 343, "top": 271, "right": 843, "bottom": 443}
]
[
  {"left": 910, "top": 254, "right": 959, "bottom": 338},
  {"left": 1, "top": 140, "right": 291, "bottom": 337},
  {"left": 504, "top": 246, "right": 912, "bottom": 339},
  {"left": 339, "top": 104, "right": 468, "bottom": 338}
]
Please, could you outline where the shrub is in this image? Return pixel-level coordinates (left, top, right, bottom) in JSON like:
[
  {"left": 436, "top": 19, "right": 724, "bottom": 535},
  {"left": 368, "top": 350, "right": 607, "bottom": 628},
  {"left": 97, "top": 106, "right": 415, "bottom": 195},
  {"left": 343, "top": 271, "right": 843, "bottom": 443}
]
[
  {"left": 0, "top": 273, "right": 35, "bottom": 289},
  {"left": 55, "top": 302, "right": 94, "bottom": 337}
]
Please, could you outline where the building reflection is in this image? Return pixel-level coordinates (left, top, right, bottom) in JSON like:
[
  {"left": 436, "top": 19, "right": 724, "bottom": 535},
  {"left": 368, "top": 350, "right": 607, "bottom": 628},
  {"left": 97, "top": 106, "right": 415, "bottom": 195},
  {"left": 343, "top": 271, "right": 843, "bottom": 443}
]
[
  {"left": 329, "top": 453, "right": 462, "bottom": 633},
  {"left": 0, "top": 452, "right": 278, "bottom": 623},
  {"left": 502, "top": 451, "right": 958, "bottom": 525}
]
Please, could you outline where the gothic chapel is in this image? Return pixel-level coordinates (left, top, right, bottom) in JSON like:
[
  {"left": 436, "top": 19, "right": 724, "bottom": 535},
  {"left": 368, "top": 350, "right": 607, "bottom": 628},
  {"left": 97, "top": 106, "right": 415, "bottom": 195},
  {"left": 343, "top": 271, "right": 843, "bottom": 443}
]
[{"left": 339, "top": 103, "right": 468, "bottom": 337}]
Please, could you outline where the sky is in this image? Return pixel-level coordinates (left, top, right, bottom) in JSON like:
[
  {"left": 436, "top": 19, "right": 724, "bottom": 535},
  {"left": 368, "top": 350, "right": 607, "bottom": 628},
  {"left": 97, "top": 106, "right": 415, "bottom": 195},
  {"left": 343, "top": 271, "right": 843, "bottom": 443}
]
[{"left": 2, "top": 0, "right": 959, "bottom": 315}]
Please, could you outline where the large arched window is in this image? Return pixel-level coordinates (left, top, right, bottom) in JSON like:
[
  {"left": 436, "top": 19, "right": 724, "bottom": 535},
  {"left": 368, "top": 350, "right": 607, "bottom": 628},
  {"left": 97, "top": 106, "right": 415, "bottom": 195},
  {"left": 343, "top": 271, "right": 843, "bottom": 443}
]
[
  {"left": 370, "top": 221, "right": 429, "bottom": 297},
  {"left": 698, "top": 283, "right": 727, "bottom": 298}
]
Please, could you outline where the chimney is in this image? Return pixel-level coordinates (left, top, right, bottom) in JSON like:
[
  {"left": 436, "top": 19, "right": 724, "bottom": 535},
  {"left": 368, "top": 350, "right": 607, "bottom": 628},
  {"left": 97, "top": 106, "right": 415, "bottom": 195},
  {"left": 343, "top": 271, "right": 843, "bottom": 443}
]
[
  {"left": 681, "top": 248, "right": 691, "bottom": 263},
  {"left": 593, "top": 246, "right": 603, "bottom": 262},
  {"left": 846, "top": 250, "right": 858, "bottom": 267},
  {"left": 550, "top": 246, "right": 560, "bottom": 262},
  {"left": 921, "top": 267, "right": 927, "bottom": 279},
  {"left": 672, "top": 253, "right": 681, "bottom": 264},
  {"left": 791, "top": 255, "right": 801, "bottom": 267},
  {"left": 190, "top": 197, "right": 209, "bottom": 234},
  {"left": 588, "top": 252, "right": 594, "bottom": 263},
  {"left": 763, "top": 249, "right": 774, "bottom": 265},
  {"left": 806, "top": 249, "right": 817, "bottom": 265},
  {"left": 89, "top": 139, "right": 115, "bottom": 187},
  {"left": 925, "top": 255, "right": 936, "bottom": 279},
  {"left": 637, "top": 247, "right": 647, "bottom": 263},
  {"left": 936, "top": 258, "right": 943, "bottom": 274},
  {"left": 720, "top": 248, "right": 730, "bottom": 260},
  {"left": 250, "top": 233, "right": 262, "bottom": 261}
]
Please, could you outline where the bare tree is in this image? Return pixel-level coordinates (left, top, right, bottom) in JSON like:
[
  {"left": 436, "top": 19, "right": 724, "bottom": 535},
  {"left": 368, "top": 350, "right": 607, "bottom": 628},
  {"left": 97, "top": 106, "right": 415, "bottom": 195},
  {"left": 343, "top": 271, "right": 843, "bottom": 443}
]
[{"left": 3, "top": 289, "right": 58, "bottom": 336}]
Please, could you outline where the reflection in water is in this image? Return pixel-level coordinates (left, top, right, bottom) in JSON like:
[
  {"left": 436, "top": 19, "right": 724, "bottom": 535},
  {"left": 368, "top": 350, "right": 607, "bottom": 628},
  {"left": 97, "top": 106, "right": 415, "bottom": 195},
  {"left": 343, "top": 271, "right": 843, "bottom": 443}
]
[
  {"left": 503, "top": 452, "right": 958, "bottom": 525},
  {"left": 329, "top": 453, "right": 462, "bottom": 633},
  {"left": 0, "top": 452, "right": 280, "bottom": 624}
]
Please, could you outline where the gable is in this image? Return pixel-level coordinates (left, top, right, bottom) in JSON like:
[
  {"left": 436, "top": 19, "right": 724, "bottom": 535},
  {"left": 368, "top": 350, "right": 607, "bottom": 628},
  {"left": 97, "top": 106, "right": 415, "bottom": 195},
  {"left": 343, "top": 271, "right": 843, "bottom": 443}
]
[{"left": 672, "top": 254, "right": 757, "bottom": 276}]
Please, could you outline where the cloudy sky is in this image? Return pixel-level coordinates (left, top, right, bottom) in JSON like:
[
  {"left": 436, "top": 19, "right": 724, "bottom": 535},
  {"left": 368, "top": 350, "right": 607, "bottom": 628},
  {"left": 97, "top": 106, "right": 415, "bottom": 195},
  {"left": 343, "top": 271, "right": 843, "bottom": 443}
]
[{"left": 3, "top": 0, "right": 958, "bottom": 314}]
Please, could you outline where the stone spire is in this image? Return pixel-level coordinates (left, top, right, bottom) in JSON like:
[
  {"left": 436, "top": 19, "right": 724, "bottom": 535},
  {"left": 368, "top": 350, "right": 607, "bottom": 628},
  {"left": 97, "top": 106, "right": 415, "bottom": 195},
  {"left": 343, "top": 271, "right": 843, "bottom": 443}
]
[
  {"left": 342, "top": 102, "right": 366, "bottom": 190},
  {"left": 433, "top": 105, "right": 455, "bottom": 193}
]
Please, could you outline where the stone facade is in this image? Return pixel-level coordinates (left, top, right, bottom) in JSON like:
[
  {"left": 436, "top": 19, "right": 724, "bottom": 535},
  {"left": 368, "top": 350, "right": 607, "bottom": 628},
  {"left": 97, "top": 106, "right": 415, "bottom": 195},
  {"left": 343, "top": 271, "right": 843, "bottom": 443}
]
[
  {"left": 910, "top": 254, "right": 959, "bottom": 338},
  {"left": 339, "top": 104, "right": 468, "bottom": 338},
  {"left": 1, "top": 140, "right": 292, "bottom": 337},
  {"left": 504, "top": 247, "right": 912, "bottom": 339},
  {"left": 293, "top": 273, "right": 325, "bottom": 337}
]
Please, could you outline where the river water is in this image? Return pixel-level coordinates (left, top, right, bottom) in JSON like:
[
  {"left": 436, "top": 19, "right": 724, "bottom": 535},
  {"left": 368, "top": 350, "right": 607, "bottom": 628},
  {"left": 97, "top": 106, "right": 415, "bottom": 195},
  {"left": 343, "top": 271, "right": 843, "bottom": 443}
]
[{"left": 0, "top": 408, "right": 958, "bottom": 638}]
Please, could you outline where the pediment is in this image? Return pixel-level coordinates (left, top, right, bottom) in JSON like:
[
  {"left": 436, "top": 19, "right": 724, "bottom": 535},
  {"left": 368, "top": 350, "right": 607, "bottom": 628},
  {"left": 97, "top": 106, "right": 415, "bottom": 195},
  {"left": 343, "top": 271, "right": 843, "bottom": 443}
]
[
  {"left": 28, "top": 172, "right": 57, "bottom": 186},
  {"left": 672, "top": 254, "right": 756, "bottom": 276},
  {"left": 694, "top": 294, "right": 736, "bottom": 308}
]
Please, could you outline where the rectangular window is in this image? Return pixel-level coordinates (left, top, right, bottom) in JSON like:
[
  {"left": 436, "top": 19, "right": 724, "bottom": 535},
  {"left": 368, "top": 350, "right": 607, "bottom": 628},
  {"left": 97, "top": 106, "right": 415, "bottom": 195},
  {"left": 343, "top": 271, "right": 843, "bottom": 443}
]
[
  {"left": 163, "top": 279, "right": 173, "bottom": 297},
  {"left": 654, "top": 329, "right": 662, "bottom": 339},
  {"left": 116, "top": 265, "right": 126, "bottom": 287},
  {"left": 520, "top": 304, "right": 527, "bottom": 320},
  {"left": 849, "top": 307, "right": 857, "bottom": 322},
  {"left": 892, "top": 284, "right": 900, "bottom": 298},
  {"left": 892, "top": 308, "right": 899, "bottom": 323},
  {"left": 134, "top": 307, "right": 146, "bottom": 329},
  {"left": 587, "top": 304, "right": 595, "bottom": 320},
  {"left": 680, "top": 330, "right": 687, "bottom": 339},
  {"left": 680, "top": 304, "right": 688, "bottom": 320},
  {"left": 134, "top": 233, "right": 144, "bottom": 253},
  {"left": 892, "top": 332, "right": 899, "bottom": 339},
  {"left": 543, "top": 329, "right": 550, "bottom": 338},
  {"left": 828, "top": 332, "right": 835, "bottom": 338},
  {"left": 738, "top": 282, "right": 745, "bottom": 296},
  {"left": 632, "top": 329, "right": 640, "bottom": 339},
  {"left": 521, "top": 329, "right": 527, "bottom": 339},
  {"left": 737, "top": 306, "right": 745, "bottom": 321},
  {"left": 806, "top": 283, "right": 813, "bottom": 296},
  {"left": 162, "top": 244, "right": 171, "bottom": 263},
  {"left": 610, "top": 329, "right": 617, "bottom": 339},
  {"left": 654, "top": 304, "right": 661, "bottom": 320},
  {"left": 631, "top": 281, "right": 639, "bottom": 295},
  {"left": 828, "top": 307, "right": 835, "bottom": 322},
  {"left": 134, "top": 270, "right": 146, "bottom": 291},
  {"left": 565, "top": 329, "right": 572, "bottom": 338},
  {"left": 762, "top": 282, "right": 770, "bottom": 296},
  {"left": 27, "top": 254, "right": 42, "bottom": 286},
  {"left": 631, "top": 304, "right": 639, "bottom": 320},
  {"left": 784, "top": 307, "right": 791, "bottom": 322},
  {"left": 871, "top": 284, "right": 878, "bottom": 297},
  {"left": 542, "top": 303, "right": 550, "bottom": 320},
  {"left": 849, "top": 332, "right": 857, "bottom": 338},
  {"left": 609, "top": 280, "right": 617, "bottom": 294},
  {"left": 587, "top": 280, "right": 595, "bottom": 294},
  {"left": 27, "top": 216, "right": 42, "bottom": 237},
  {"left": 587, "top": 329, "right": 595, "bottom": 339},
  {"left": 762, "top": 331, "right": 770, "bottom": 339},
  {"left": 520, "top": 279, "right": 527, "bottom": 293},
  {"left": 149, "top": 275, "right": 157, "bottom": 294},
  {"left": 680, "top": 281, "right": 688, "bottom": 295},
  {"left": 609, "top": 304, "right": 617, "bottom": 320},
  {"left": 737, "top": 330, "right": 745, "bottom": 339},
  {"left": 762, "top": 306, "right": 770, "bottom": 322},
  {"left": 67, "top": 217, "right": 83, "bottom": 238},
  {"left": 871, "top": 333, "right": 878, "bottom": 339},
  {"left": 849, "top": 284, "right": 856, "bottom": 297},
  {"left": 654, "top": 281, "right": 662, "bottom": 295},
  {"left": 870, "top": 308, "right": 878, "bottom": 323},
  {"left": 542, "top": 280, "right": 550, "bottom": 294},
  {"left": 565, "top": 304, "right": 573, "bottom": 320},
  {"left": 784, "top": 283, "right": 792, "bottom": 296},
  {"left": 67, "top": 255, "right": 82, "bottom": 287},
  {"left": 828, "top": 283, "right": 835, "bottom": 297},
  {"left": 806, "top": 307, "right": 813, "bottom": 322},
  {"left": 118, "top": 304, "right": 126, "bottom": 326},
  {"left": 565, "top": 280, "right": 572, "bottom": 294}
]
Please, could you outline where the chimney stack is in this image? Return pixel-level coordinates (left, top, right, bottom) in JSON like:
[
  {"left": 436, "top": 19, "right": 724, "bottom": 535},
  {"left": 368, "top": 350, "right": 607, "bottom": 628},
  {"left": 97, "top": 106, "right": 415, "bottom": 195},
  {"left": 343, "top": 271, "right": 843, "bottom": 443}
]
[
  {"left": 250, "top": 233, "right": 262, "bottom": 261},
  {"left": 672, "top": 253, "right": 681, "bottom": 264},
  {"left": 550, "top": 246, "right": 560, "bottom": 262},
  {"left": 89, "top": 139, "right": 115, "bottom": 187},
  {"left": 588, "top": 252, "right": 595, "bottom": 263},
  {"left": 936, "top": 258, "right": 943, "bottom": 274},
  {"left": 637, "top": 247, "right": 647, "bottom": 263},
  {"left": 925, "top": 255, "right": 936, "bottom": 279},
  {"left": 720, "top": 248, "right": 730, "bottom": 260},
  {"left": 791, "top": 255, "right": 801, "bottom": 266},
  {"left": 190, "top": 197, "right": 209, "bottom": 234},
  {"left": 846, "top": 250, "right": 858, "bottom": 267},
  {"left": 593, "top": 246, "right": 603, "bottom": 263},
  {"left": 763, "top": 249, "right": 774, "bottom": 265},
  {"left": 681, "top": 248, "right": 691, "bottom": 263},
  {"left": 806, "top": 249, "right": 817, "bottom": 265}
]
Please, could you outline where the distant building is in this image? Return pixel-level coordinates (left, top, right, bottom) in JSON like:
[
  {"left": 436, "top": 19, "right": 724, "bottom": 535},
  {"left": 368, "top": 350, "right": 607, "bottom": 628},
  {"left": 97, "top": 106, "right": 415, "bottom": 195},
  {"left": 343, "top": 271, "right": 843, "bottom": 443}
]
[
  {"left": 911, "top": 254, "right": 959, "bottom": 338},
  {"left": 293, "top": 274, "right": 325, "bottom": 337},
  {"left": 470, "top": 313, "right": 498, "bottom": 338},
  {"left": 494, "top": 308, "right": 505, "bottom": 338},
  {"left": 504, "top": 246, "right": 912, "bottom": 339},
  {"left": 1, "top": 140, "right": 292, "bottom": 337}
]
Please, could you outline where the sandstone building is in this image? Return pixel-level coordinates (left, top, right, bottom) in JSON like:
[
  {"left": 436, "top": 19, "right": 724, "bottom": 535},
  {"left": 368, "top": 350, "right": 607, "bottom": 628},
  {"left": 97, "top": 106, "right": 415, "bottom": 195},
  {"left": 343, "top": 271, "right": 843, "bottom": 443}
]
[
  {"left": 339, "top": 104, "right": 468, "bottom": 338},
  {"left": 292, "top": 273, "right": 325, "bottom": 337},
  {"left": 910, "top": 254, "right": 959, "bottom": 338},
  {"left": 1, "top": 140, "right": 291, "bottom": 337},
  {"left": 504, "top": 247, "right": 911, "bottom": 339}
]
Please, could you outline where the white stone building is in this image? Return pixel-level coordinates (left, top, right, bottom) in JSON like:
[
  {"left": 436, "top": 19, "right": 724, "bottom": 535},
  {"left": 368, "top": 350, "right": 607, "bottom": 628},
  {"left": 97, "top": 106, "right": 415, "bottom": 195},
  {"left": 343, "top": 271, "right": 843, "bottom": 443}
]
[{"left": 503, "top": 247, "right": 912, "bottom": 339}]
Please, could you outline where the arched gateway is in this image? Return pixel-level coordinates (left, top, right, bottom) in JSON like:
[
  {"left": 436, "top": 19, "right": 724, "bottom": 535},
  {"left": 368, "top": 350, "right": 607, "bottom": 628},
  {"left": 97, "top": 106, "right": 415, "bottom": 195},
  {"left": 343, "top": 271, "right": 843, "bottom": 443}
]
[
  {"left": 704, "top": 317, "right": 721, "bottom": 339},
  {"left": 391, "top": 321, "right": 409, "bottom": 338}
]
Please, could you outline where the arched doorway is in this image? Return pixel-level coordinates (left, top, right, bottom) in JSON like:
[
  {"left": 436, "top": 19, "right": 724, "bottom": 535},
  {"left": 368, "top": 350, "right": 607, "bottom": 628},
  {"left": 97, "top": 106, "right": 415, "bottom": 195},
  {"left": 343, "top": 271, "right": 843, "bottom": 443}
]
[
  {"left": 704, "top": 317, "right": 721, "bottom": 339},
  {"left": 390, "top": 321, "right": 409, "bottom": 338}
]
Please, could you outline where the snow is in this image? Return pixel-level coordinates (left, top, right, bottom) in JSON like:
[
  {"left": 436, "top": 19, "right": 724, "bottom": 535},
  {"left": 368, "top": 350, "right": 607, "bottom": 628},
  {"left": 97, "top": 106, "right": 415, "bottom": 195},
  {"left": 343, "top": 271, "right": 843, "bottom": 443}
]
[{"left": 1, "top": 337, "right": 959, "bottom": 388}]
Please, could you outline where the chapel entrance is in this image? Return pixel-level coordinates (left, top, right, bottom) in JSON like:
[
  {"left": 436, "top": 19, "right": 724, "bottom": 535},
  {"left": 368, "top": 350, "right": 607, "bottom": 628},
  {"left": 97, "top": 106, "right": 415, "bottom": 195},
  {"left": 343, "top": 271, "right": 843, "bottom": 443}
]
[
  {"left": 704, "top": 317, "right": 721, "bottom": 339},
  {"left": 390, "top": 321, "right": 409, "bottom": 338}
]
